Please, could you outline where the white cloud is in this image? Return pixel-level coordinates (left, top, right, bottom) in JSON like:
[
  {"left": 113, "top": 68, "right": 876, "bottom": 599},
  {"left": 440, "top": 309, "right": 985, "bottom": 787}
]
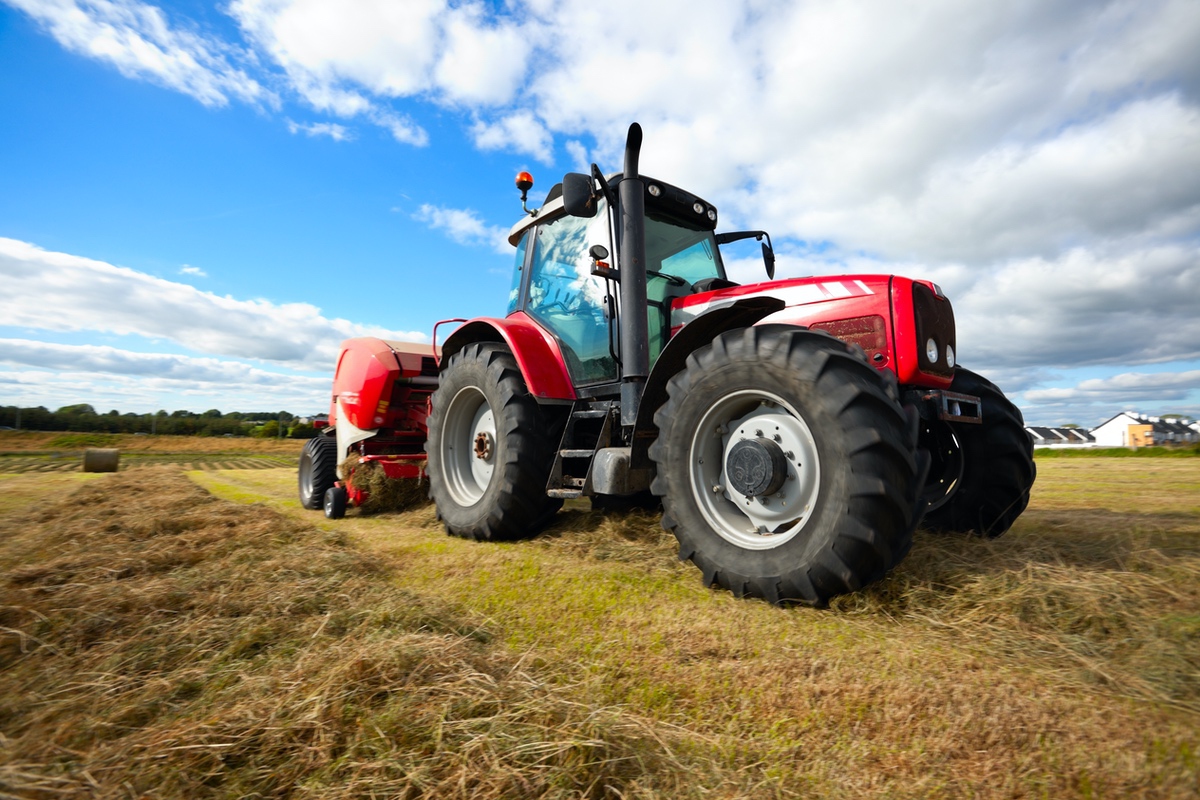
[
  {"left": 413, "top": 204, "right": 510, "bottom": 254},
  {"left": 470, "top": 111, "right": 553, "bottom": 163},
  {"left": 950, "top": 243, "right": 1200, "bottom": 371},
  {"left": 0, "top": 237, "right": 428, "bottom": 371},
  {"left": 434, "top": 4, "right": 527, "bottom": 105},
  {"left": 1024, "top": 370, "right": 1200, "bottom": 405},
  {"left": 285, "top": 118, "right": 352, "bottom": 141},
  {"left": 179, "top": 264, "right": 206, "bottom": 277},
  {"left": 0, "top": 366, "right": 329, "bottom": 414},
  {"left": 230, "top": 0, "right": 445, "bottom": 98},
  {"left": 6, "top": 0, "right": 273, "bottom": 107},
  {"left": 229, "top": 0, "right": 528, "bottom": 107},
  {"left": 0, "top": 338, "right": 328, "bottom": 387},
  {"left": 369, "top": 109, "right": 428, "bottom": 146}
]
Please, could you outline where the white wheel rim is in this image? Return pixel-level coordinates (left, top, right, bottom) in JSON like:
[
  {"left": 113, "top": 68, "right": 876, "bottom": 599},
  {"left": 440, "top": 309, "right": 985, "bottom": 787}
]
[
  {"left": 688, "top": 389, "right": 821, "bottom": 550},
  {"left": 442, "top": 386, "right": 496, "bottom": 506}
]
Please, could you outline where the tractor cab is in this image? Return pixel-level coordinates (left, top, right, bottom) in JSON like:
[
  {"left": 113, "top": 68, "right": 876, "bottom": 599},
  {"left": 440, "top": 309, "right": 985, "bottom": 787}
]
[{"left": 505, "top": 173, "right": 753, "bottom": 392}]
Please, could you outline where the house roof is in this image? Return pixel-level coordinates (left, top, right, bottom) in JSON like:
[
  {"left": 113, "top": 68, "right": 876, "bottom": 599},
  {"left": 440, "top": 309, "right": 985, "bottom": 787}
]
[
  {"left": 1091, "top": 412, "right": 1196, "bottom": 435},
  {"left": 1026, "top": 426, "right": 1094, "bottom": 443}
]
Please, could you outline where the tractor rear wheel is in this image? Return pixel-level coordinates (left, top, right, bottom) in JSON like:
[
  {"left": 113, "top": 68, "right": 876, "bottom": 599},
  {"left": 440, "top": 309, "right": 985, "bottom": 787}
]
[
  {"left": 298, "top": 434, "right": 338, "bottom": 510},
  {"left": 650, "top": 326, "right": 922, "bottom": 606},
  {"left": 426, "top": 342, "right": 562, "bottom": 541},
  {"left": 920, "top": 368, "right": 1035, "bottom": 537}
]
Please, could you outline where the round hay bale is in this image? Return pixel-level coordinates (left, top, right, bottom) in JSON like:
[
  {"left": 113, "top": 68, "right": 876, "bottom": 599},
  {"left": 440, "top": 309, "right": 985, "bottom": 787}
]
[
  {"left": 82, "top": 448, "right": 120, "bottom": 473},
  {"left": 342, "top": 457, "right": 430, "bottom": 515}
]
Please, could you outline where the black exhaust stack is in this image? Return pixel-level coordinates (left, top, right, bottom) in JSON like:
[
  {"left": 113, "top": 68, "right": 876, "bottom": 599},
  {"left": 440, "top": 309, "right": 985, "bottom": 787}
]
[{"left": 618, "top": 123, "right": 648, "bottom": 427}]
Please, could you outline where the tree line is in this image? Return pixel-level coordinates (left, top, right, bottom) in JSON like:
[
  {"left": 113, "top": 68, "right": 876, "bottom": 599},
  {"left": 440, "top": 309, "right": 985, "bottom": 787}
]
[{"left": 0, "top": 405, "right": 321, "bottom": 439}]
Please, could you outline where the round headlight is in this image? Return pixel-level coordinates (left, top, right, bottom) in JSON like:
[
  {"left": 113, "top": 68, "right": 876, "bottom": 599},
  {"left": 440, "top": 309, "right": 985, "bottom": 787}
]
[
  {"left": 707, "top": 208, "right": 716, "bottom": 221},
  {"left": 945, "top": 344, "right": 955, "bottom": 368},
  {"left": 925, "top": 338, "right": 939, "bottom": 364},
  {"left": 648, "top": 184, "right": 661, "bottom": 197},
  {"left": 693, "top": 202, "right": 704, "bottom": 214}
]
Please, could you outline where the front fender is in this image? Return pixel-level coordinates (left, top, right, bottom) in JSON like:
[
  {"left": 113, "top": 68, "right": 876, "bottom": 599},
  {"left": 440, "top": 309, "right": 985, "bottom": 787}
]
[
  {"left": 440, "top": 312, "right": 576, "bottom": 401},
  {"left": 631, "top": 296, "right": 785, "bottom": 469}
]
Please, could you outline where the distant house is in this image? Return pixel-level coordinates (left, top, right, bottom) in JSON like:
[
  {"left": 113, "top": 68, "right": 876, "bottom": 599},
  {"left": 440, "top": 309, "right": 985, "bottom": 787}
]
[
  {"left": 1025, "top": 426, "right": 1096, "bottom": 448},
  {"left": 1091, "top": 412, "right": 1199, "bottom": 448}
]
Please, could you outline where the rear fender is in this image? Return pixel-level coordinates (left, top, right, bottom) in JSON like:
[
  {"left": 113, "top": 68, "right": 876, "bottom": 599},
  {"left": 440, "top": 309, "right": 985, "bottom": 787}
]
[
  {"left": 630, "top": 296, "right": 785, "bottom": 469},
  {"left": 440, "top": 312, "right": 576, "bottom": 401}
]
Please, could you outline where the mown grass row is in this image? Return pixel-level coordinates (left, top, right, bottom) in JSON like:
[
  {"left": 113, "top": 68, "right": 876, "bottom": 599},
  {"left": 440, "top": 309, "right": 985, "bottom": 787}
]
[{"left": 0, "top": 454, "right": 296, "bottom": 474}]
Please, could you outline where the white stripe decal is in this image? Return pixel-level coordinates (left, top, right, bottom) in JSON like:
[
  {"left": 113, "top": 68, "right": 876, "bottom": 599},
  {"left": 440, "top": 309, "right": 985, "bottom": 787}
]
[
  {"left": 672, "top": 280, "right": 876, "bottom": 326},
  {"left": 822, "top": 281, "right": 852, "bottom": 298}
]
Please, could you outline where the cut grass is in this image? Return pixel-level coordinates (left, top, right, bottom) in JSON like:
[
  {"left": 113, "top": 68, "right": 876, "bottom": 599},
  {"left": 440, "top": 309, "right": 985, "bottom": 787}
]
[
  {"left": 0, "top": 470, "right": 732, "bottom": 798},
  {"left": 199, "top": 458, "right": 1198, "bottom": 797},
  {"left": 1035, "top": 445, "right": 1200, "bottom": 458},
  {"left": 2, "top": 459, "right": 1197, "bottom": 797}
]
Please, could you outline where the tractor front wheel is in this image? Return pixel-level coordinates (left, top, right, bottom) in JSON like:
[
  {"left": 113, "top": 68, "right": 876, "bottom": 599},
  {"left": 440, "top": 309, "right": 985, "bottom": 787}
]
[
  {"left": 298, "top": 434, "right": 338, "bottom": 510},
  {"left": 650, "top": 326, "right": 923, "bottom": 606},
  {"left": 920, "top": 368, "right": 1035, "bottom": 537},
  {"left": 426, "top": 342, "right": 562, "bottom": 541}
]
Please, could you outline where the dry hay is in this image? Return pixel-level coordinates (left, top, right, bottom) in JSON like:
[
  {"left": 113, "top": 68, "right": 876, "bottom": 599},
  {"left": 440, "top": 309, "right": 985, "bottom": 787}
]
[
  {"left": 340, "top": 456, "right": 431, "bottom": 515},
  {"left": 0, "top": 468, "right": 735, "bottom": 799},
  {"left": 537, "top": 505, "right": 683, "bottom": 573},
  {"left": 834, "top": 513, "right": 1200, "bottom": 712}
]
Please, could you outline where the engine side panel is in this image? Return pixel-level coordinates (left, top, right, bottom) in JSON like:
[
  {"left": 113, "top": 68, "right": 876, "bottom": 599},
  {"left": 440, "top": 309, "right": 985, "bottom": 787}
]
[{"left": 672, "top": 274, "right": 954, "bottom": 389}]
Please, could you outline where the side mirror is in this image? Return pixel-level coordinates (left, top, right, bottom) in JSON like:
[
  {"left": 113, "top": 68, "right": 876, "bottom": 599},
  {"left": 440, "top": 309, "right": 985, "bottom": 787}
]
[
  {"left": 762, "top": 242, "right": 776, "bottom": 280},
  {"left": 562, "top": 172, "right": 597, "bottom": 218}
]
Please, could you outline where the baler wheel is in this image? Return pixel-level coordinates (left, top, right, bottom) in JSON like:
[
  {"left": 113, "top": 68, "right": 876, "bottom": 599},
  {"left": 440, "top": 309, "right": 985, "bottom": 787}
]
[
  {"left": 650, "top": 326, "right": 922, "bottom": 606},
  {"left": 323, "top": 485, "right": 347, "bottom": 519},
  {"left": 426, "top": 342, "right": 561, "bottom": 541},
  {"left": 299, "top": 435, "right": 338, "bottom": 510},
  {"left": 920, "top": 368, "right": 1035, "bottom": 538}
]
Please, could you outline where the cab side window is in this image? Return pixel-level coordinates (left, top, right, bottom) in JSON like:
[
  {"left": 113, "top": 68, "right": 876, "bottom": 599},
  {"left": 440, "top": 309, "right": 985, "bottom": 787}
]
[
  {"left": 526, "top": 211, "right": 616, "bottom": 384},
  {"left": 506, "top": 232, "right": 529, "bottom": 316}
]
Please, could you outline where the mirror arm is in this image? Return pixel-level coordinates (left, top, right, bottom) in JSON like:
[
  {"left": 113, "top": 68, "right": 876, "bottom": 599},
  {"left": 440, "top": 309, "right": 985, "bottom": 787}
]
[{"left": 590, "top": 164, "right": 617, "bottom": 207}]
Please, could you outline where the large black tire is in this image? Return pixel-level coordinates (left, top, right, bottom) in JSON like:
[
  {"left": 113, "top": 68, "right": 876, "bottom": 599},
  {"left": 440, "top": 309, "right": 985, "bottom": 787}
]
[
  {"left": 649, "top": 326, "right": 923, "bottom": 606},
  {"left": 298, "top": 434, "right": 338, "bottom": 510},
  {"left": 426, "top": 343, "right": 562, "bottom": 541},
  {"left": 921, "top": 368, "right": 1035, "bottom": 537}
]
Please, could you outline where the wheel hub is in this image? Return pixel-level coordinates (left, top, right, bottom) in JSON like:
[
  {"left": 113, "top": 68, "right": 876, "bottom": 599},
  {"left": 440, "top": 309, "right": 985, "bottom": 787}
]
[
  {"left": 726, "top": 437, "right": 787, "bottom": 497},
  {"left": 473, "top": 431, "right": 493, "bottom": 460},
  {"left": 688, "top": 390, "right": 821, "bottom": 550}
]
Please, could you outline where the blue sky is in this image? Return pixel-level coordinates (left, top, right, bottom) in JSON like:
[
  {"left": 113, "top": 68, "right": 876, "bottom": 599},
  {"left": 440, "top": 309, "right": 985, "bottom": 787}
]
[{"left": 1, "top": 0, "right": 1198, "bottom": 426}]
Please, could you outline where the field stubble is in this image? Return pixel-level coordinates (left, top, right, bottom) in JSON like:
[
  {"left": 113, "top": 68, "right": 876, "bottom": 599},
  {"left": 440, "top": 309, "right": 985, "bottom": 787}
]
[{"left": 0, "top": 458, "right": 1196, "bottom": 798}]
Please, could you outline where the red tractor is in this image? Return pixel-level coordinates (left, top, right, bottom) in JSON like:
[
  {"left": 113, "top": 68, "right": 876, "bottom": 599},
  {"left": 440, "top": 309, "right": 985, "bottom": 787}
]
[{"left": 298, "top": 124, "right": 1035, "bottom": 605}]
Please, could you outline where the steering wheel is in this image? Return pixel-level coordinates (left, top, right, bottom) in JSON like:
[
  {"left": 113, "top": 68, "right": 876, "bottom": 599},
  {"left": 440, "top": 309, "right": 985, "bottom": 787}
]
[{"left": 647, "top": 270, "right": 688, "bottom": 287}]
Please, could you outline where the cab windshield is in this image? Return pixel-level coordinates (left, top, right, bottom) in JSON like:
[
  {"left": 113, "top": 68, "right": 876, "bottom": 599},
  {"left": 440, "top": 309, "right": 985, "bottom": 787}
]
[
  {"left": 645, "top": 212, "right": 724, "bottom": 284},
  {"left": 644, "top": 212, "right": 724, "bottom": 362}
]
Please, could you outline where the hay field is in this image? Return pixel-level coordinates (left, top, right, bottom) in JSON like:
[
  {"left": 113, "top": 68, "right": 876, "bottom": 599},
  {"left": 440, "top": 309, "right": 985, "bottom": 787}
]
[
  {"left": 0, "top": 431, "right": 305, "bottom": 455},
  {"left": 0, "top": 458, "right": 1197, "bottom": 798},
  {"left": 0, "top": 432, "right": 302, "bottom": 474}
]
